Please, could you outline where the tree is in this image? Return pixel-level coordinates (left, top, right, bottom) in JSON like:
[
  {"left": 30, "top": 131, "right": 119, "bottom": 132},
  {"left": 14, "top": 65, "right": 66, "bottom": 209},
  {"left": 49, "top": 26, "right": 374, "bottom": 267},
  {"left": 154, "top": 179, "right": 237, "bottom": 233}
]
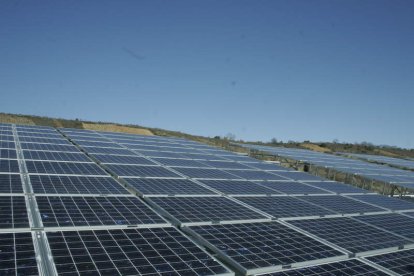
[
  {"left": 270, "top": 138, "right": 278, "bottom": 144},
  {"left": 224, "top": 133, "right": 236, "bottom": 141}
]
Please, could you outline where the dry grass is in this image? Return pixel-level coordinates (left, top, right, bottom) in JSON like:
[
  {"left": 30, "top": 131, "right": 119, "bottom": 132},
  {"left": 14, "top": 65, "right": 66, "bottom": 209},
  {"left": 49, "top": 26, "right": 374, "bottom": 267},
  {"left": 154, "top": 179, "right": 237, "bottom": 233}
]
[
  {"left": 0, "top": 114, "right": 35, "bottom": 125},
  {"left": 82, "top": 123, "right": 153, "bottom": 136},
  {"left": 376, "top": 149, "right": 399, "bottom": 158},
  {"left": 300, "top": 143, "right": 332, "bottom": 153}
]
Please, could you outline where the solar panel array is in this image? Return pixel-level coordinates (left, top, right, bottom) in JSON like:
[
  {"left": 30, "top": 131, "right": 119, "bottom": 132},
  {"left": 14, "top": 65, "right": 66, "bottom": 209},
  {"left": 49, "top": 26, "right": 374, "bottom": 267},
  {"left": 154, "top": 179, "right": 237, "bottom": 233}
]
[
  {"left": 2, "top": 122, "right": 414, "bottom": 275},
  {"left": 238, "top": 143, "right": 414, "bottom": 191},
  {"left": 339, "top": 152, "right": 414, "bottom": 170}
]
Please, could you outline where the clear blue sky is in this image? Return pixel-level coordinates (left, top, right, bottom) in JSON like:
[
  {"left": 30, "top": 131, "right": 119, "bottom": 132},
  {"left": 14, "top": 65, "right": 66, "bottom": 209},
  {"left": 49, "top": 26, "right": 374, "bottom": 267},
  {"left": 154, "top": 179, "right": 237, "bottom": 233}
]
[{"left": 1, "top": 0, "right": 413, "bottom": 148}]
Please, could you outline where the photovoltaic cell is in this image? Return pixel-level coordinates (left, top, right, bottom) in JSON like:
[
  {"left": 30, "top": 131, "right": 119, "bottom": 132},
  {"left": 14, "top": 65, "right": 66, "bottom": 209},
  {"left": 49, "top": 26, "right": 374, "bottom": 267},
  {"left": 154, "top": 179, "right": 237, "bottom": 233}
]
[
  {"left": 257, "top": 181, "right": 330, "bottom": 195},
  {"left": 0, "top": 135, "right": 14, "bottom": 141},
  {"left": 20, "top": 143, "right": 79, "bottom": 152},
  {"left": 23, "top": 150, "right": 91, "bottom": 162},
  {"left": 30, "top": 175, "right": 128, "bottom": 194},
  {"left": 349, "top": 194, "right": 414, "bottom": 211},
  {"left": 289, "top": 217, "right": 409, "bottom": 253},
  {"left": 0, "top": 149, "right": 17, "bottom": 159},
  {"left": 0, "top": 159, "right": 20, "bottom": 173},
  {"left": 271, "top": 172, "right": 325, "bottom": 181},
  {"left": 47, "top": 228, "right": 230, "bottom": 275},
  {"left": 17, "top": 131, "right": 63, "bottom": 139},
  {"left": 199, "top": 160, "right": 253, "bottom": 170},
  {"left": 37, "top": 196, "right": 166, "bottom": 227},
  {"left": 179, "top": 153, "right": 227, "bottom": 161},
  {"left": 187, "top": 222, "right": 344, "bottom": 273},
  {"left": 224, "top": 170, "right": 289, "bottom": 181},
  {"left": 92, "top": 154, "right": 156, "bottom": 165},
  {"left": 151, "top": 158, "right": 208, "bottom": 167},
  {"left": 265, "top": 259, "right": 387, "bottom": 276},
  {"left": 0, "top": 174, "right": 23, "bottom": 193},
  {"left": 298, "top": 195, "right": 384, "bottom": 214},
  {"left": 150, "top": 196, "right": 266, "bottom": 223},
  {"left": 0, "top": 196, "right": 29, "bottom": 228},
  {"left": 82, "top": 147, "right": 135, "bottom": 155},
  {"left": 172, "top": 167, "right": 241, "bottom": 179},
  {"left": 123, "top": 178, "right": 216, "bottom": 196},
  {"left": 244, "top": 162, "right": 289, "bottom": 171},
  {"left": 352, "top": 213, "right": 414, "bottom": 239},
  {"left": 105, "top": 164, "right": 181, "bottom": 178},
  {"left": 18, "top": 136, "right": 70, "bottom": 145},
  {"left": 198, "top": 180, "right": 280, "bottom": 195},
  {"left": 0, "top": 232, "right": 39, "bottom": 275},
  {"left": 76, "top": 141, "right": 122, "bottom": 148},
  {"left": 366, "top": 249, "right": 414, "bottom": 276},
  {"left": 0, "top": 141, "right": 15, "bottom": 149},
  {"left": 135, "top": 151, "right": 186, "bottom": 159},
  {"left": 237, "top": 196, "right": 336, "bottom": 218},
  {"left": 303, "top": 181, "right": 368, "bottom": 194},
  {"left": 26, "top": 161, "right": 106, "bottom": 175}
]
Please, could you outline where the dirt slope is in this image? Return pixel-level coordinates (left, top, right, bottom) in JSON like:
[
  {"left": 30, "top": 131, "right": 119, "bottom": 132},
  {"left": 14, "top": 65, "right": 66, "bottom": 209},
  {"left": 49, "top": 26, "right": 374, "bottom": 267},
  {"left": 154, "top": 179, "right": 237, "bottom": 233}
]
[{"left": 82, "top": 123, "right": 153, "bottom": 136}]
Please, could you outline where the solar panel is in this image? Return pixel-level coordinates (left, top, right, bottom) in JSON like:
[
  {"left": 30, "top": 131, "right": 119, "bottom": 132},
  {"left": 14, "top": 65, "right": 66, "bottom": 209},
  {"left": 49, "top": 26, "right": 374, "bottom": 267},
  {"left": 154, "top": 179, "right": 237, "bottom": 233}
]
[
  {"left": 185, "top": 222, "right": 344, "bottom": 275},
  {"left": 220, "top": 155, "right": 260, "bottom": 162},
  {"left": 179, "top": 153, "right": 228, "bottom": 161},
  {"left": 271, "top": 171, "right": 325, "bottom": 181},
  {"left": 0, "top": 174, "right": 23, "bottom": 193},
  {"left": 264, "top": 259, "right": 388, "bottom": 276},
  {"left": 91, "top": 154, "right": 156, "bottom": 165},
  {"left": 76, "top": 141, "right": 122, "bottom": 148},
  {"left": 83, "top": 147, "right": 135, "bottom": 155},
  {"left": 237, "top": 196, "right": 336, "bottom": 218},
  {"left": 18, "top": 136, "right": 70, "bottom": 145},
  {"left": 0, "top": 149, "right": 17, "bottom": 159},
  {"left": 298, "top": 195, "right": 384, "bottom": 214},
  {"left": 0, "top": 130, "right": 13, "bottom": 136},
  {"left": 135, "top": 150, "right": 186, "bottom": 159},
  {"left": 151, "top": 157, "right": 208, "bottom": 167},
  {"left": 0, "top": 196, "right": 29, "bottom": 228},
  {"left": 243, "top": 162, "right": 289, "bottom": 171},
  {"left": 223, "top": 170, "right": 289, "bottom": 181},
  {"left": 105, "top": 164, "right": 181, "bottom": 178},
  {"left": 47, "top": 228, "right": 231, "bottom": 275},
  {"left": 199, "top": 160, "right": 253, "bottom": 170},
  {"left": 238, "top": 144, "right": 414, "bottom": 193},
  {"left": 65, "top": 135, "right": 109, "bottom": 142},
  {"left": 20, "top": 143, "right": 79, "bottom": 152},
  {"left": 0, "top": 232, "right": 39, "bottom": 275},
  {"left": 289, "top": 217, "right": 409, "bottom": 253},
  {"left": 366, "top": 249, "right": 414, "bottom": 275},
  {"left": 23, "top": 150, "right": 91, "bottom": 162},
  {"left": 198, "top": 180, "right": 281, "bottom": 195},
  {"left": 37, "top": 196, "right": 167, "bottom": 227},
  {"left": 0, "top": 134, "right": 14, "bottom": 141},
  {"left": 257, "top": 181, "right": 331, "bottom": 195},
  {"left": 353, "top": 213, "right": 414, "bottom": 240},
  {"left": 17, "top": 131, "right": 63, "bottom": 139},
  {"left": 0, "top": 159, "right": 20, "bottom": 173},
  {"left": 123, "top": 178, "right": 217, "bottom": 196},
  {"left": 25, "top": 161, "right": 106, "bottom": 175},
  {"left": 349, "top": 194, "right": 414, "bottom": 211},
  {"left": 302, "top": 181, "right": 369, "bottom": 194},
  {"left": 149, "top": 196, "right": 267, "bottom": 224},
  {"left": 0, "top": 141, "right": 15, "bottom": 149},
  {"left": 172, "top": 167, "right": 241, "bottom": 179},
  {"left": 30, "top": 175, "right": 129, "bottom": 194}
]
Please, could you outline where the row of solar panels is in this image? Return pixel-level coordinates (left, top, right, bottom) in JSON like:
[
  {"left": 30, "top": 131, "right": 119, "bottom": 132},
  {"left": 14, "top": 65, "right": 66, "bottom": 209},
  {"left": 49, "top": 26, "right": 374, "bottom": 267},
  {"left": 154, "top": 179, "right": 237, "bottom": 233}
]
[
  {"left": 238, "top": 143, "right": 414, "bottom": 190},
  {"left": 339, "top": 152, "right": 414, "bottom": 170},
  {"left": 1, "top": 123, "right": 414, "bottom": 275}
]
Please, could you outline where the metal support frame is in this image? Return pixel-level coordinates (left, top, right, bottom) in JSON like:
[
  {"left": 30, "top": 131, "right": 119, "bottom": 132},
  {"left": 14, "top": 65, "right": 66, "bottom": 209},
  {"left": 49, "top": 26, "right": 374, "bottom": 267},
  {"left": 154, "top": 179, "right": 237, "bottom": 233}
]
[{"left": 12, "top": 124, "right": 57, "bottom": 276}]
